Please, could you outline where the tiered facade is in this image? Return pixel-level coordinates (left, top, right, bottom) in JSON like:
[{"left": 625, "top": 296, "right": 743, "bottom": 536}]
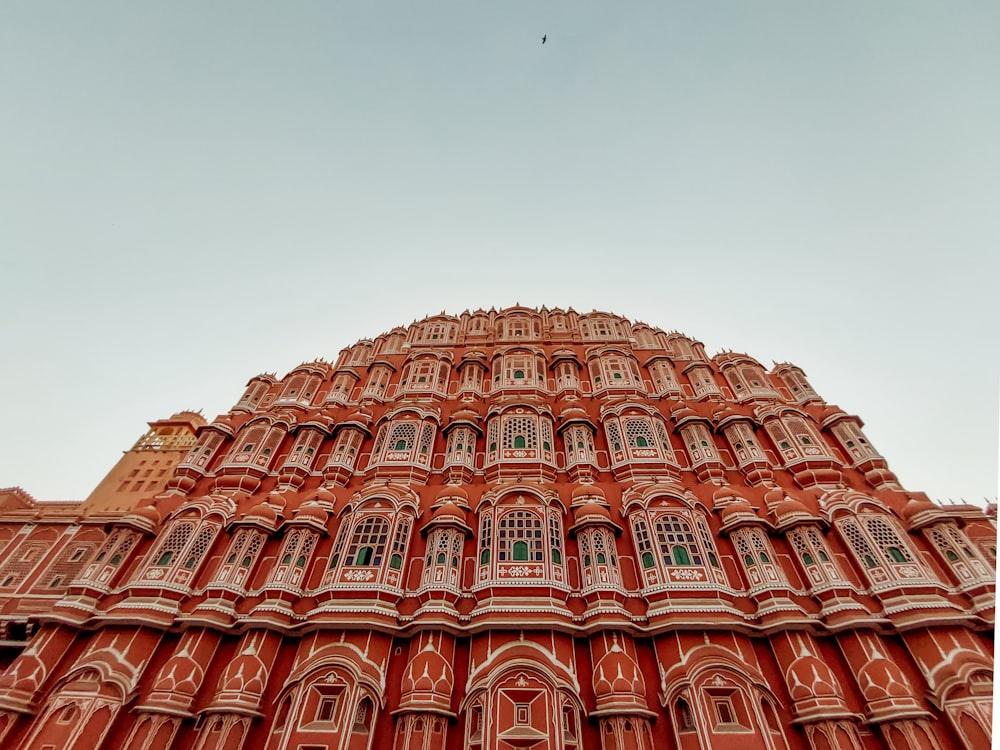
[{"left": 0, "top": 306, "right": 994, "bottom": 750}]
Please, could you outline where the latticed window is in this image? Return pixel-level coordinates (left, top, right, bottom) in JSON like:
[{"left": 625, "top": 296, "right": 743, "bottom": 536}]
[
  {"left": 328, "top": 429, "right": 363, "bottom": 468},
  {"left": 150, "top": 522, "right": 196, "bottom": 568},
  {"left": 460, "top": 362, "right": 486, "bottom": 393},
  {"left": 224, "top": 424, "right": 286, "bottom": 469},
  {"left": 695, "top": 516, "right": 724, "bottom": 576},
  {"left": 632, "top": 509, "right": 725, "bottom": 588},
  {"left": 418, "top": 424, "right": 435, "bottom": 461},
  {"left": 766, "top": 421, "right": 797, "bottom": 456},
  {"left": 786, "top": 418, "right": 824, "bottom": 453},
  {"left": 839, "top": 519, "right": 882, "bottom": 570},
  {"left": 732, "top": 527, "right": 785, "bottom": 587},
  {"left": 422, "top": 528, "right": 463, "bottom": 589},
  {"left": 606, "top": 421, "right": 623, "bottom": 453},
  {"left": 925, "top": 524, "right": 994, "bottom": 587},
  {"left": 362, "top": 365, "right": 392, "bottom": 399},
  {"left": 371, "top": 419, "right": 436, "bottom": 467},
  {"left": 503, "top": 416, "right": 538, "bottom": 450},
  {"left": 540, "top": 420, "right": 554, "bottom": 460},
  {"left": 632, "top": 516, "right": 655, "bottom": 570},
  {"left": 479, "top": 514, "right": 493, "bottom": 565},
  {"left": 649, "top": 360, "right": 680, "bottom": 395},
  {"left": 213, "top": 528, "right": 265, "bottom": 586},
  {"left": 837, "top": 514, "right": 930, "bottom": 587},
  {"left": 548, "top": 513, "right": 563, "bottom": 564},
  {"left": 270, "top": 529, "right": 318, "bottom": 585},
  {"left": 276, "top": 373, "right": 319, "bottom": 404},
  {"left": 388, "top": 423, "right": 418, "bottom": 453},
  {"left": 389, "top": 516, "right": 412, "bottom": 571},
  {"left": 688, "top": 365, "right": 721, "bottom": 397},
  {"left": 284, "top": 429, "right": 322, "bottom": 468},
  {"left": 445, "top": 427, "right": 476, "bottom": 467},
  {"left": 625, "top": 420, "right": 655, "bottom": 450},
  {"left": 180, "top": 431, "right": 225, "bottom": 469},
  {"left": 683, "top": 424, "right": 717, "bottom": 465},
  {"left": 326, "top": 372, "right": 359, "bottom": 404},
  {"left": 788, "top": 526, "right": 843, "bottom": 586},
  {"left": 503, "top": 316, "right": 539, "bottom": 340},
  {"left": 830, "top": 422, "right": 879, "bottom": 462},
  {"left": 486, "top": 421, "right": 500, "bottom": 460},
  {"left": 328, "top": 522, "right": 350, "bottom": 571},
  {"left": 234, "top": 380, "right": 270, "bottom": 410},
  {"left": 554, "top": 361, "right": 580, "bottom": 391},
  {"left": 724, "top": 423, "right": 766, "bottom": 467},
  {"left": 634, "top": 327, "right": 660, "bottom": 348},
  {"left": 580, "top": 528, "right": 621, "bottom": 589},
  {"left": 182, "top": 526, "right": 217, "bottom": 570},
  {"left": 141, "top": 519, "right": 219, "bottom": 586},
  {"left": 347, "top": 342, "right": 373, "bottom": 365},
  {"left": 94, "top": 530, "right": 137, "bottom": 567},
  {"left": 563, "top": 425, "right": 596, "bottom": 466},
  {"left": 345, "top": 516, "right": 390, "bottom": 567},
  {"left": 865, "top": 516, "right": 912, "bottom": 563},
  {"left": 497, "top": 511, "right": 544, "bottom": 563}
]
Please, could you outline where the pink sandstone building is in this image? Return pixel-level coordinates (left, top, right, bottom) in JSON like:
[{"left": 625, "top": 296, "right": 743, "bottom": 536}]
[{"left": 0, "top": 306, "right": 994, "bottom": 750}]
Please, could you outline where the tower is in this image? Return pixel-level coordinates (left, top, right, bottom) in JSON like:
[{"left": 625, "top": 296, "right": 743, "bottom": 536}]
[{"left": 80, "top": 411, "right": 205, "bottom": 514}]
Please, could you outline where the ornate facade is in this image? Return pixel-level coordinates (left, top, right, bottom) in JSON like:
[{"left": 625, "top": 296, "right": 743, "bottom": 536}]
[{"left": 0, "top": 306, "right": 994, "bottom": 750}]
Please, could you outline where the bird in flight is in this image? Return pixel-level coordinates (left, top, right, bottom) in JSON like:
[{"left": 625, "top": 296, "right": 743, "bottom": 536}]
[{"left": 542, "top": 34, "right": 547, "bottom": 44}]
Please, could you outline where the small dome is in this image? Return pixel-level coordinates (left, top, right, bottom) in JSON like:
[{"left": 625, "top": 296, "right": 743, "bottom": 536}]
[
  {"left": 432, "top": 500, "right": 467, "bottom": 524},
  {"left": 129, "top": 504, "right": 161, "bottom": 525},
  {"left": 343, "top": 408, "right": 373, "bottom": 426},
  {"left": 314, "top": 486, "right": 337, "bottom": 504},
  {"left": 774, "top": 497, "right": 810, "bottom": 520},
  {"left": 295, "top": 501, "right": 327, "bottom": 522},
  {"left": 559, "top": 405, "right": 590, "bottom": 421},
  {"left": 244, "top": 502, "right": 278, "bottom": 523},
  {"left": 573, "top": 501, "right": 611, "bottom": 524},
  {"left": 787, "top": 655, "right": 841, "bottom": 701},
  {"left": 451, "top": 407, "right": 482, "bottom": 423},
  {"left": 593, "top": 636, "right": 645, "bottom": 701},
  {"left": 858, "top": 658, "right": 914, "bottom": 701},
  {"left": 719, "top": 498, "right": 757, "bottom": 522},
  {"left": 763, "top": 487, "right": 784, "bottom": 506},
  {"left": 713, "top": 487, "right": 749, "bottom": 506},
  {"left": 902, "top": 494, "right": 942, "bottom": 522},
  {"left": 437, "top": 485, "right": 469, "bottom": 502},
  {"left": 401, "top": 637, "right": 453, "bottom": 699},
  {"left": 571, "top": 484, "right": 606, "bottom": 501},
  {"left": 670, "top": 405, "right": 698, "bottom": 421}
]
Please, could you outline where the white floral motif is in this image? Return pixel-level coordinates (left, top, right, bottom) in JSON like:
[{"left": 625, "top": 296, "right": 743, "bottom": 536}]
[
  {"left": 342, "top": 569, "right": 375, "bottom": 582},
  {"left": 501, "top": 566, "right": 544, "bottom": 577},
  {"left": 669, "top": 568, "right": 705, "bottom": 581}
]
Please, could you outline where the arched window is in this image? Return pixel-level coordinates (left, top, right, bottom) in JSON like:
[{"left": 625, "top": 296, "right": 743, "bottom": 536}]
[
  {"left": 631, "top": 507, "right": 727, "bottom": 588},
  {"left": 477, "top": 500, "right": 565, "bottom": 586},
  {"left": 139, "top": 518, "right": 219, "bottom": 587},
  {"left": 732, "top": 527, "right": 786, "bottom": 588},
  {"left": 836, "top": 513, "right": 932, "bottom": 588}
]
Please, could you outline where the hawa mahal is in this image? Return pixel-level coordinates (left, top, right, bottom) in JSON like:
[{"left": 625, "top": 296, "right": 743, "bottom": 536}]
[{"left": 0, "top": 306, "right": 994, "bottom": 750}]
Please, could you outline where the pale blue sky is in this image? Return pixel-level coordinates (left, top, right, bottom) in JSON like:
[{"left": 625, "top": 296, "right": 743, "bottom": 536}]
[{"left": 1, "top": 2, "right": 997, "bottom": 503}]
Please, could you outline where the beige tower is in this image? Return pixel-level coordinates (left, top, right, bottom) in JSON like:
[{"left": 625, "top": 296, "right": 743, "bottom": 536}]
[{"left": 80, "top": 411, "right": 205, "bottom": 514}]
